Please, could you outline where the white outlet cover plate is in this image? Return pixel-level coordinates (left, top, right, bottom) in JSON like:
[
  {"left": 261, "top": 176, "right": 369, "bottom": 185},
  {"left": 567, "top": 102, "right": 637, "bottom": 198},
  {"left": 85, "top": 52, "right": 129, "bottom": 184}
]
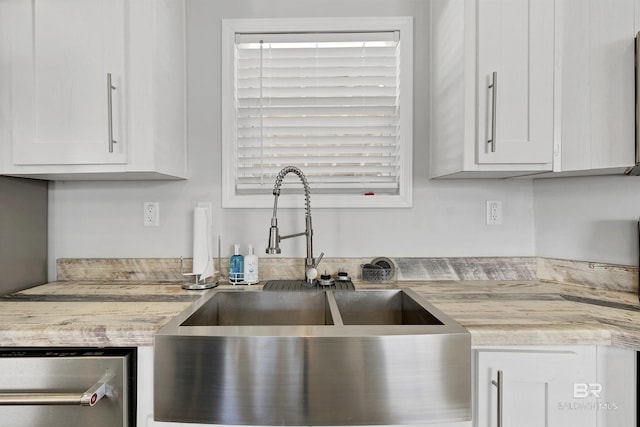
[
  {"left": 486, "top": 200, "right": 502, "bottom": 225},
  {"left": 144, "top": 201, "right": 160, "bottom": 227}
]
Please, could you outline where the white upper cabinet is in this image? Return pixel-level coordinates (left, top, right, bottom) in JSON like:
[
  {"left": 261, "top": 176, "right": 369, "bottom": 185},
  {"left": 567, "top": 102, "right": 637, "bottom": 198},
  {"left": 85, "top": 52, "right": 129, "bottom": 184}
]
[
  {"left": 541, "top": 0, "right": 636, "bottom": 176},
  {"left": 476, "top": 0, "right": 555, "bottom": 166},
  {"left": 10, "top": 0, "right": 127, "bottom": 166},
  {"left": 0, "top": 0, "right": 187, "bottom": 180},
  {"left": 430, "top": 0, "right": 555, "bottom": 178}
]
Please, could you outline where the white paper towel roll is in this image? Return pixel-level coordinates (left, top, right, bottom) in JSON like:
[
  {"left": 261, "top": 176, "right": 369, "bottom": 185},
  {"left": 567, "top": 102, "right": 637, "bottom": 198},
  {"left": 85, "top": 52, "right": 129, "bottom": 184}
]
[{"left": 192, "top": 207, "right": 214, "bottom": 281}]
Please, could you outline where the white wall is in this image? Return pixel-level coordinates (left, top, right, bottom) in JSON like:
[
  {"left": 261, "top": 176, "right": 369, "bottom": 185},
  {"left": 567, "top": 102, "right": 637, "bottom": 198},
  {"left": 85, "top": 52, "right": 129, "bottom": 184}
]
[
  {"left": 47, "top": 0, "right": 536, "bottom": 279},
  {"left": 534, "top": 176, "right": 640, "bottom": 266}
]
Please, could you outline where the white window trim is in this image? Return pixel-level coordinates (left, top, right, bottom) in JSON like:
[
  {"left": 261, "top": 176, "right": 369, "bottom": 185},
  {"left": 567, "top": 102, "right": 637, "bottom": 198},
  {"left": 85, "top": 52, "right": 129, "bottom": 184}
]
[{"left": 221, "top": 17, "right": 413, "bottom": 209}]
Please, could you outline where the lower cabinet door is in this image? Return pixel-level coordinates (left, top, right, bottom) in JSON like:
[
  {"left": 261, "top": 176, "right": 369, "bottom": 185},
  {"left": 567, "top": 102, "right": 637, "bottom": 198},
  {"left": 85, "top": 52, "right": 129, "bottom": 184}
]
[{"left": 476, "top": 347, "right": 597, "bottom": 427}]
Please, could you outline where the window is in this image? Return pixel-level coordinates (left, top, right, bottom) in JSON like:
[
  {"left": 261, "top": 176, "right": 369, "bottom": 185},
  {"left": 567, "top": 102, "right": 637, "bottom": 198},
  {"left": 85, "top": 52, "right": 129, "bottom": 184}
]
[{"left": 222, "top": 17, "right": 413, "bottom": 208}]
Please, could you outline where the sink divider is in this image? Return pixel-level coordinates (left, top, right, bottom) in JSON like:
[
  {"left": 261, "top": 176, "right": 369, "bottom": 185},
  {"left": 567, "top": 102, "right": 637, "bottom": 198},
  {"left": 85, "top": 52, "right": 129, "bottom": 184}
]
[{"left": 325, "top": 291, "right": 344, "bottom": 326}]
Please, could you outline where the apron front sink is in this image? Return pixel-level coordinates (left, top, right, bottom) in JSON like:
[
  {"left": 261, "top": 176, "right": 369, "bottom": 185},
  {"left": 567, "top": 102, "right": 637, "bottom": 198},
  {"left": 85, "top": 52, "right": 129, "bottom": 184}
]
[{"left": 154, "top": 288, "right": 471, "bottom": 426}]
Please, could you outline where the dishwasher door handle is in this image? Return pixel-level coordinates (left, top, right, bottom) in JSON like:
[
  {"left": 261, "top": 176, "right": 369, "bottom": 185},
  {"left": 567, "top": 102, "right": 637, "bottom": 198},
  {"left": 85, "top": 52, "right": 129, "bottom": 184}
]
[{"left": 0, "top": 372, "right": 113, "bottom": 407}]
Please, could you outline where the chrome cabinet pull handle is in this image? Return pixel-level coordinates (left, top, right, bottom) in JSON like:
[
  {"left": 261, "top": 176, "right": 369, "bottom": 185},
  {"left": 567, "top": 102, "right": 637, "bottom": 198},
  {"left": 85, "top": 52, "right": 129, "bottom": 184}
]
[
  {"left": 107, "top": 73, "right": 117, "bottom": 153},
  {"left": 491, "top": 369, "right": 503, "bottom": 427},
  {"left": 0, "top": 373, "right": 113, "bottom": 407},
  {"left": 487, "top": 71, "right": 498, "bottom": 153}
]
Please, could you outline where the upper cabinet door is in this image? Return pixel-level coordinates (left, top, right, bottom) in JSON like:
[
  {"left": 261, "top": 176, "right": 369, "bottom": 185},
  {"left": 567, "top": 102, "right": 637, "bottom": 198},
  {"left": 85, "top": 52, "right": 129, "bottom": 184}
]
[
  {"left": 554, "top": 0, "right": 635, "bottom": 173},
  {"left": 8, "top": 0, "right": 127, "bottom": 165},
  {"left": 476, "top": 0, "right": 555, "bottom": 165}
]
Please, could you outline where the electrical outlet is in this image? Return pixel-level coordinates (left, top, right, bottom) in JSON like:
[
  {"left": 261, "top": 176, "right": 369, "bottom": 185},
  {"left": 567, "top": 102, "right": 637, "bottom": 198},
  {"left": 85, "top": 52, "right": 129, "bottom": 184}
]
[
  {"left": 486, "top": 200, "right": 502, "bottom": 225},
  {"left": 143, "top": 202, "right": 159, "bottom": 227}
]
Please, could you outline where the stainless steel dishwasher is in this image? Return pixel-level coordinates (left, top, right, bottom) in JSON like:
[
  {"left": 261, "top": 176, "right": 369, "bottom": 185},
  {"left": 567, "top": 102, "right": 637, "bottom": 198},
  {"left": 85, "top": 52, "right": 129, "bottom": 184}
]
[{"left": 0, "top": 348, "right": 135, "bottom": 427}]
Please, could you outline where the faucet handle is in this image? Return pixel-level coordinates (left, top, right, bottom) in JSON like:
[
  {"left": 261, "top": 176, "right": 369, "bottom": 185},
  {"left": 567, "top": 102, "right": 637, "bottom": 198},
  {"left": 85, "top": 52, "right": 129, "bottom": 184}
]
[
  {"left": 314, "top": 252, "right": 324, "bottom": 268},
  {"left": 303, "top": 252, "right": 324, "bottom": 284},
  {"left": 305, "top": 266, "right": 318, "bottom": 283}
]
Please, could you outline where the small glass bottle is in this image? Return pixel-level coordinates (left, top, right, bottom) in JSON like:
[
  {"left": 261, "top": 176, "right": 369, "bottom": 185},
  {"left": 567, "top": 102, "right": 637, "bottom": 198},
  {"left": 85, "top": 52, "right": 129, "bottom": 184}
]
[{"left": 229, "top": 244, "right": 244, "bottom": 284}]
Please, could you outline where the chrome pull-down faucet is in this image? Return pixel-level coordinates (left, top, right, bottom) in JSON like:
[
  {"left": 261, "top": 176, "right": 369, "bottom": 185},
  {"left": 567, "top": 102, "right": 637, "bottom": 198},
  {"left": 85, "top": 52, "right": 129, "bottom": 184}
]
[{"left": 266, "top": 166, "right": 323, "bottom": 283}]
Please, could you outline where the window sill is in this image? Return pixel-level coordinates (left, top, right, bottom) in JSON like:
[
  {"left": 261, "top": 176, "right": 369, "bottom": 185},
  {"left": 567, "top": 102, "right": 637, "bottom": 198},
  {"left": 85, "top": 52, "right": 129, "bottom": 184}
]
[{"left": 222, "top": 192, "right": 413, "bottom": 209}]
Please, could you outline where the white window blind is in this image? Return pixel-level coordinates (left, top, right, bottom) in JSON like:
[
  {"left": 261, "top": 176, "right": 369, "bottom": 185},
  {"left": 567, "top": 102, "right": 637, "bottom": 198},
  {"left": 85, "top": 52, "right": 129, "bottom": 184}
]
[
  {"left": 222, "top": 17, "right": 413, "bottom": 208},
  {"left": 234, "top": 31, "right": 402, "bottom": 195}
]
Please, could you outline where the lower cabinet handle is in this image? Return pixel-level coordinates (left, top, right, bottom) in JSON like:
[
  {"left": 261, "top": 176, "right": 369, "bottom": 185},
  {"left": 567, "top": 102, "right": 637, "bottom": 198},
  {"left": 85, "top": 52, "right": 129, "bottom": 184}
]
[
  {"left": 107, "top": 73, "right": 117, "bottom": 153},
  {"left": 491, "top": 369, "right": 503, "bottom": 427},
  {"left": 0, "top": 373, "right": 113, "bottom": 407}
]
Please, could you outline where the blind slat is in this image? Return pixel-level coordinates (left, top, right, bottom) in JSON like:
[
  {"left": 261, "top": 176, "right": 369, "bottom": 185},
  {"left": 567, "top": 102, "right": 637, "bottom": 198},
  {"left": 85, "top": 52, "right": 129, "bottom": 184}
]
[
  {"left": 238, "top": 105, "right": 397, "bottom": 116},
  {"left": 236, "top": 31, "right": 398, "bottom": 44},
  {"left": 236, "top": 66, "right": 397, "bottom": 78},
  {"left": 238, "top": 96, "right": 397, "bottom": 107},
  {"left": 238, "top": 165, "right": 399, "bottom": 174},
  {"left": 238, "top": 117, "right": 397, "bottom": 128},
  {"left": 237, "top": 127, "right": 397, "bottom": 138},
  {"left": 237, "top": 87, "right": 398, "bottom": 98},
  {"left": 237, "top": 47, "right": 398, "bottom": 59},
  {"left": 237, "top": 77, "right": 397, "bottom": 89},
  {"left": 238, "top": 143, "right": 398, "bottom": 152},
  {"left": 238, "top": 136, "right": 397, "bottom": 146},
  {"left": 238, "top": 156, "right": 399, "bottom": 165}
]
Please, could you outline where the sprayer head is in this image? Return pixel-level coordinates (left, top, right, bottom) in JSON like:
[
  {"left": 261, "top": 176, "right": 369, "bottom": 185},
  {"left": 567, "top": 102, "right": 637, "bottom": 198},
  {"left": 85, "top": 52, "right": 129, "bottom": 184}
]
[{"left": 266, "top": 220, "right": 281, "bottom": 254}]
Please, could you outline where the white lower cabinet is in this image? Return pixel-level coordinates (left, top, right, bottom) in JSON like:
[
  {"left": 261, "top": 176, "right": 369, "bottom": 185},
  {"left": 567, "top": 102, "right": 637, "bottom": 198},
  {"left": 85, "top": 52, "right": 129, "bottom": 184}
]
[
  {"left": 137, "top": 346, "right": 155, "bottom": 427},
  {"left": 595, "top": 345, "right": 637, "bottom": 427},
  {"left": 475, "top": 346, "right": 636, "bottom": 427}
]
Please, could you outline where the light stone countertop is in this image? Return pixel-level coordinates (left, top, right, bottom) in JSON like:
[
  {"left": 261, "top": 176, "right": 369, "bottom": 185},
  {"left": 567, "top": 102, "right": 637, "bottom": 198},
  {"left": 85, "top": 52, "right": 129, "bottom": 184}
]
[{"left": 0, "top": 280, "right": 638, "bottom": 349}]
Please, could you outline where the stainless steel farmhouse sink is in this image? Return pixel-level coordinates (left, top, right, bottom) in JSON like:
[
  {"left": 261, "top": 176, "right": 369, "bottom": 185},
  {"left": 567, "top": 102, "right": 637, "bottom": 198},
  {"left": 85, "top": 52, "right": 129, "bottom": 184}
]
[{"left": 154, "top": 288, "right": 471, "bottom": 426}]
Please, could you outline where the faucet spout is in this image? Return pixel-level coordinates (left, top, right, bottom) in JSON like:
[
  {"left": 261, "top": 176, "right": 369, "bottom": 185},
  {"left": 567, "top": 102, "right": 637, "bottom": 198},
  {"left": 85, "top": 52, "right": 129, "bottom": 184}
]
[{"left": 266, "top": 166, "right": 322, "bottom": 283}]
